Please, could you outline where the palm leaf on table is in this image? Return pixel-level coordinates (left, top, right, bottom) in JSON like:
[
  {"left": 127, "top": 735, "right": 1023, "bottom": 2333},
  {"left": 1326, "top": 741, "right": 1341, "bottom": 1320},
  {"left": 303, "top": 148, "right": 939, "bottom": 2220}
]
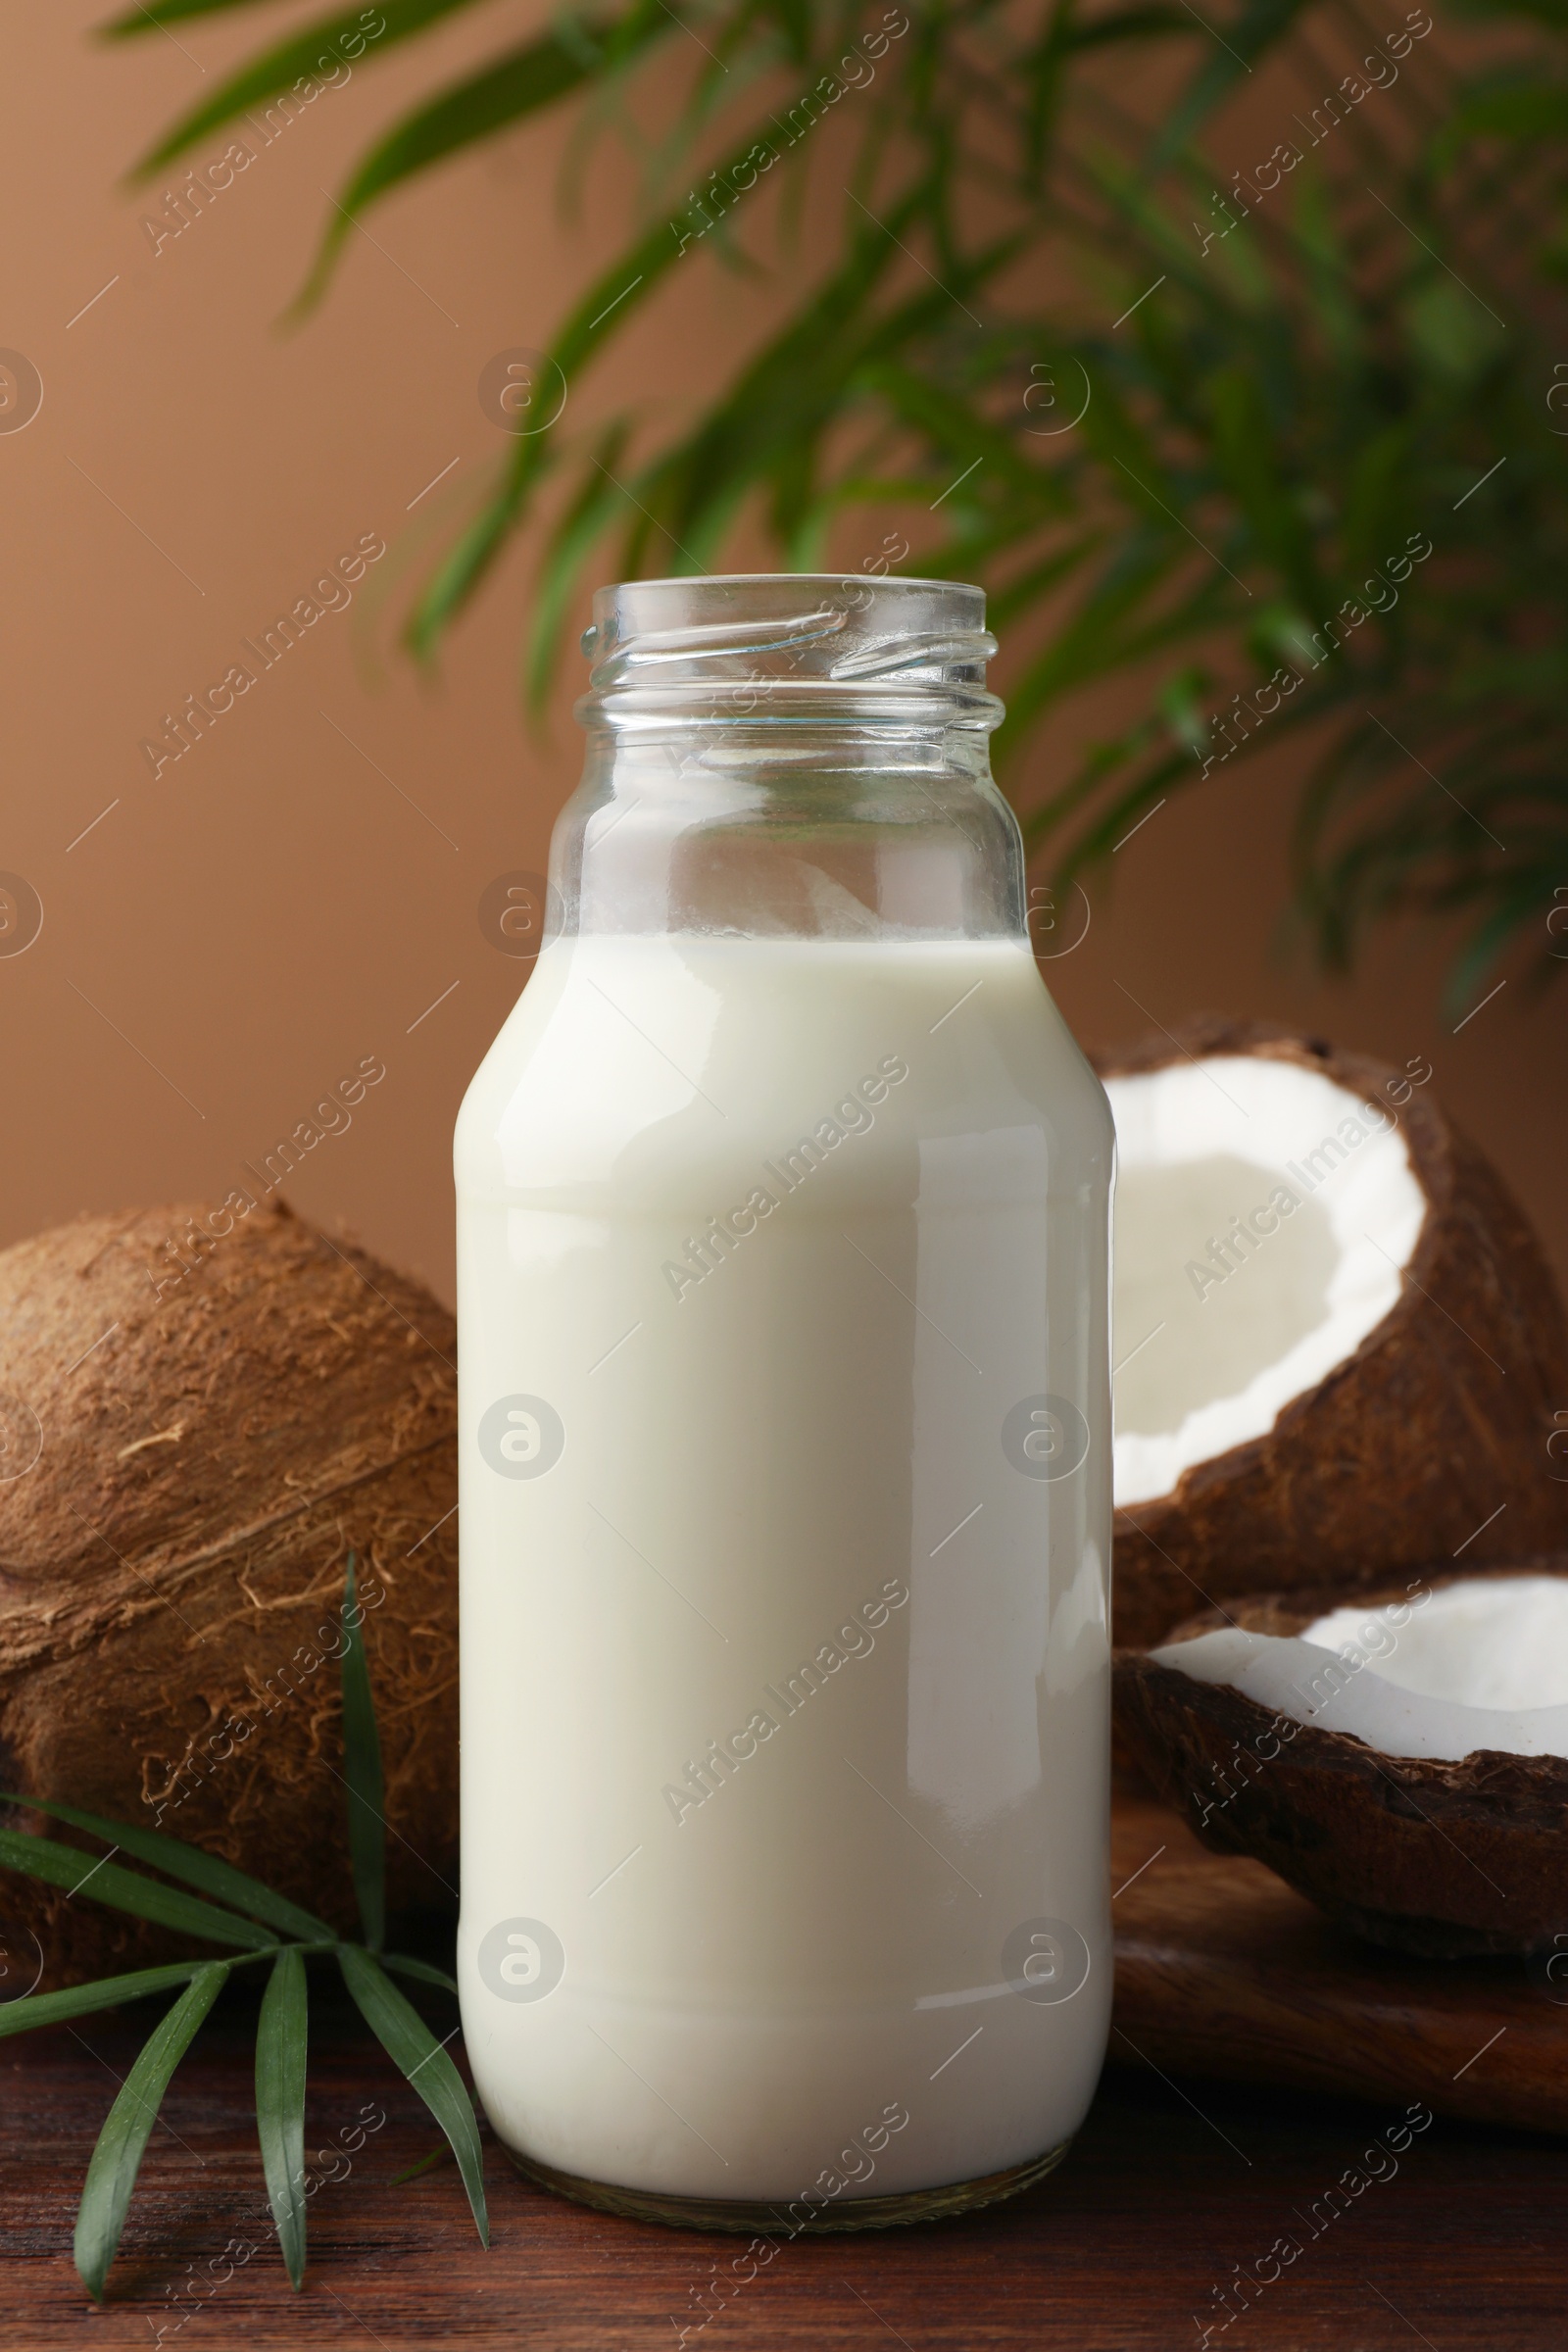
[
  {"left": 73, "top": 1963, "right": 231, "bottom": 2301},
  {"left": 256, "top": 1945, "right": 310, "bottom": 2288},
  {"left": 0, "top": 1553, "right": 481, "bottom": 2301}
]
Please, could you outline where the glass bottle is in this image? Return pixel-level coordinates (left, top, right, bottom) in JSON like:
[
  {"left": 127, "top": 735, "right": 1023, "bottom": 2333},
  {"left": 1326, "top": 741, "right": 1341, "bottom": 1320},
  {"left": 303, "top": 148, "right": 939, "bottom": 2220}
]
[{"left": 455, "top": 573, "right": 1113, "bottom": 2229}]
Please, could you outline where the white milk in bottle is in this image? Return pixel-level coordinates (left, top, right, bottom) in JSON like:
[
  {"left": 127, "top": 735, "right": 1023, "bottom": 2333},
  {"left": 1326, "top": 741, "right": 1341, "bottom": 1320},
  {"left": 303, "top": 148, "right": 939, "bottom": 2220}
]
[{"left": 456, "top": 575, "right": 1113, "bottom": 2228}]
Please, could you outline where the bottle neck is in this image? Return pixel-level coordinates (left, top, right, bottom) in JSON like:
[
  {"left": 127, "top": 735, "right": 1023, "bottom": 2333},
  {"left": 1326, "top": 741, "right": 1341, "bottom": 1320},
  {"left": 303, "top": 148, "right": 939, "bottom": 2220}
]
[{"left": 552, "top": 576, "right": 1021, "bottom": 945}]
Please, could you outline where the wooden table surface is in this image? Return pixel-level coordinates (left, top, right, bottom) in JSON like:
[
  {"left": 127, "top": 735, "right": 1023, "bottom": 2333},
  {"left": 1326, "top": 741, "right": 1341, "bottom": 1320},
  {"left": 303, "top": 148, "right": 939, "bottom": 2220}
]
[
  {"left": 1109, "top": 1797, "right": 1568, "bottom": 2134},
  {"left": 5, "top": 1982, "right": 1564, "bottom": 2351}
]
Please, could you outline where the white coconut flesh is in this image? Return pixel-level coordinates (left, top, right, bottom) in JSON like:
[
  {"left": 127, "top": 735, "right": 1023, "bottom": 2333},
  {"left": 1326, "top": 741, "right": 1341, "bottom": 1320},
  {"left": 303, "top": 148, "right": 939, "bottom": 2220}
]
[
  {"left": 1105, "top": 1055, "right": 1428, "bottom": 1508},
  {"left": 1153, "top": 1577, "right": 1568, "bottom": 1762}
]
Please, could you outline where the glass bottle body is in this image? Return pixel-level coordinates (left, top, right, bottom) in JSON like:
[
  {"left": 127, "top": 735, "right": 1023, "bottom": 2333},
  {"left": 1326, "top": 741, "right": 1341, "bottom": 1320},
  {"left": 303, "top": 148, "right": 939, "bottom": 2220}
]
[{"left": 455, "top": 577, "right": 1113, "bottom": 2224}]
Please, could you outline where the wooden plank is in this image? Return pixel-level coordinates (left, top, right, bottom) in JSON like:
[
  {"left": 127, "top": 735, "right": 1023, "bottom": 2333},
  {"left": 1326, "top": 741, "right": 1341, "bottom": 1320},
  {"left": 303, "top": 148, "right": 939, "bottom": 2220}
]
[
  {"left": 2, "top": 2008, "right": 1564, "bottom": 2349},
  {"left": 3, "top": 2007, "right": 1564, "bottom": 2348},
  {"left": 1111, "top": 1796, "right": 1567, "bottom": 2133}
]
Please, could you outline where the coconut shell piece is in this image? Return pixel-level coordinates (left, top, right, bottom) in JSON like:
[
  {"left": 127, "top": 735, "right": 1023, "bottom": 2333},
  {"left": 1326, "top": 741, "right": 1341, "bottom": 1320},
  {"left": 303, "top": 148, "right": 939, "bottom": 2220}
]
[
  {"left": 1113, "top": 1561, "right": 1568, "bottom": 1957},
  {"left": 1094, "top": 1017, "right": 1568, "bottom": 1647},
  {"left": 0, "top": 1201, "right": 458, "bottom": 1984}
]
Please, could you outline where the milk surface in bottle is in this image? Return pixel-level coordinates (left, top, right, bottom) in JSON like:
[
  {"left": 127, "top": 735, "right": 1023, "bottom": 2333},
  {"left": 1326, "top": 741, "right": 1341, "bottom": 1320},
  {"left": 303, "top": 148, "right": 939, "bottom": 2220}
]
[{"left": 456, "top": 574, "right": 1113, "bottom": 2228}]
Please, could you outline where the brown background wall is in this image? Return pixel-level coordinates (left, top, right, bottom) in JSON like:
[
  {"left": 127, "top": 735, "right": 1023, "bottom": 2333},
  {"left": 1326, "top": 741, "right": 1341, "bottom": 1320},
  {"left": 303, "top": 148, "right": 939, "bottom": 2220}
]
[{"left": 4, "top": 0, "right": 1564, "bottom": 1312}]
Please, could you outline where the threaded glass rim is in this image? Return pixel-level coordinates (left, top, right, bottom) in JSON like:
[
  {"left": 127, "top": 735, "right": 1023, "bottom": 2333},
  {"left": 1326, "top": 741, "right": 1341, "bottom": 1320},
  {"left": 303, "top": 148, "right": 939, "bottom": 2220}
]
[{"left": 577, "top": 574, "right": 1003, "bottom": 732}]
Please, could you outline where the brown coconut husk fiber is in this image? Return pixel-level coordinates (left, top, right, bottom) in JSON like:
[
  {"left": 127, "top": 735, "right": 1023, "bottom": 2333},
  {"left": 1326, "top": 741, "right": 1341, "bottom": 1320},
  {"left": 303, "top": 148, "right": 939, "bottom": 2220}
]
[
  {"left": 1094, "top": 1018, "right": 1568, "bottom": 1648},
  {"left": 0, "top": 1200, "right": 458, "bottom": 1985}
]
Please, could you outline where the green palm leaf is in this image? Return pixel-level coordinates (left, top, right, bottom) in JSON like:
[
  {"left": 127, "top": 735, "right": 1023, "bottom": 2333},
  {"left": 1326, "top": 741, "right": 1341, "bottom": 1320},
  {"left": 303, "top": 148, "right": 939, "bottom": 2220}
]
[
  {"left": 0, "top": 1962, "right": 209, "bottom": 2043},
  {"left": 102, "top": 0, "right": 310, "bottom": 28},
  {"left": 6, "top": 1795, "right": 332, "bottom": 1943},
  {"left": 511, "top": 186, "right": 950, "bottom": 683},
  {"left": 107, "top": 0, "right": 1568, "bottom": 1012},
  {"left": 408, "top": 141, "right": 765, "bottom": 649},
  {"left": 290, "top": 8, "right": 671, "bottom": 316},
  {"left": 123, "top": 0, "right": 486, "bottom": 173},
  {"left": 74, "top": 1963, "right": 229, "bottom": 2301},
  {"left": 338, "top": 1945, "right": 488, "bottom": 2244},
  {"left": 256, "top": 1947, "right": 310, "bottom": 2288},
  {"left": 0, "top": 1828, "right": 274, "bottom": 1951}
]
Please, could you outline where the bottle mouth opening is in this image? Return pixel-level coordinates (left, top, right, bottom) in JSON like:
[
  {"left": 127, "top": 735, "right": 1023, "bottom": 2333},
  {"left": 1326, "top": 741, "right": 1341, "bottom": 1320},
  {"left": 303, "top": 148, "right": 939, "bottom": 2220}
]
[{"left": 578, "top": 574, "right": 1002, "bottom": 729}]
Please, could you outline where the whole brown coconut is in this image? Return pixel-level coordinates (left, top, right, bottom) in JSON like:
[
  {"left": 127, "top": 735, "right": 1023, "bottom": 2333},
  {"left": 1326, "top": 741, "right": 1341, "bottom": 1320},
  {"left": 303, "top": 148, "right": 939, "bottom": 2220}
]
[
  {"left": 1094, "top": 1018, "right": 1568, "bottom": 1647},
  {"left": 0, "top": 1201, "right": 458, "bottom": 1985},
  {"left": 1114, "top": 1562, "right": 1568, "bottom": 1956}
]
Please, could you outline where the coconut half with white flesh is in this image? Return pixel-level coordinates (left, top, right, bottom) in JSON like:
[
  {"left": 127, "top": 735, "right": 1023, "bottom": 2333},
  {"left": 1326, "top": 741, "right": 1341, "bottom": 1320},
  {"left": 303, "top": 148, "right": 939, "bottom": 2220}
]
[
  {"left": 1095, "top": 1019, "right": 1568, "bottom": 1647},
  {"left": 1113, "top": 1560, "right": 1568, "bottom": 1955}
]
